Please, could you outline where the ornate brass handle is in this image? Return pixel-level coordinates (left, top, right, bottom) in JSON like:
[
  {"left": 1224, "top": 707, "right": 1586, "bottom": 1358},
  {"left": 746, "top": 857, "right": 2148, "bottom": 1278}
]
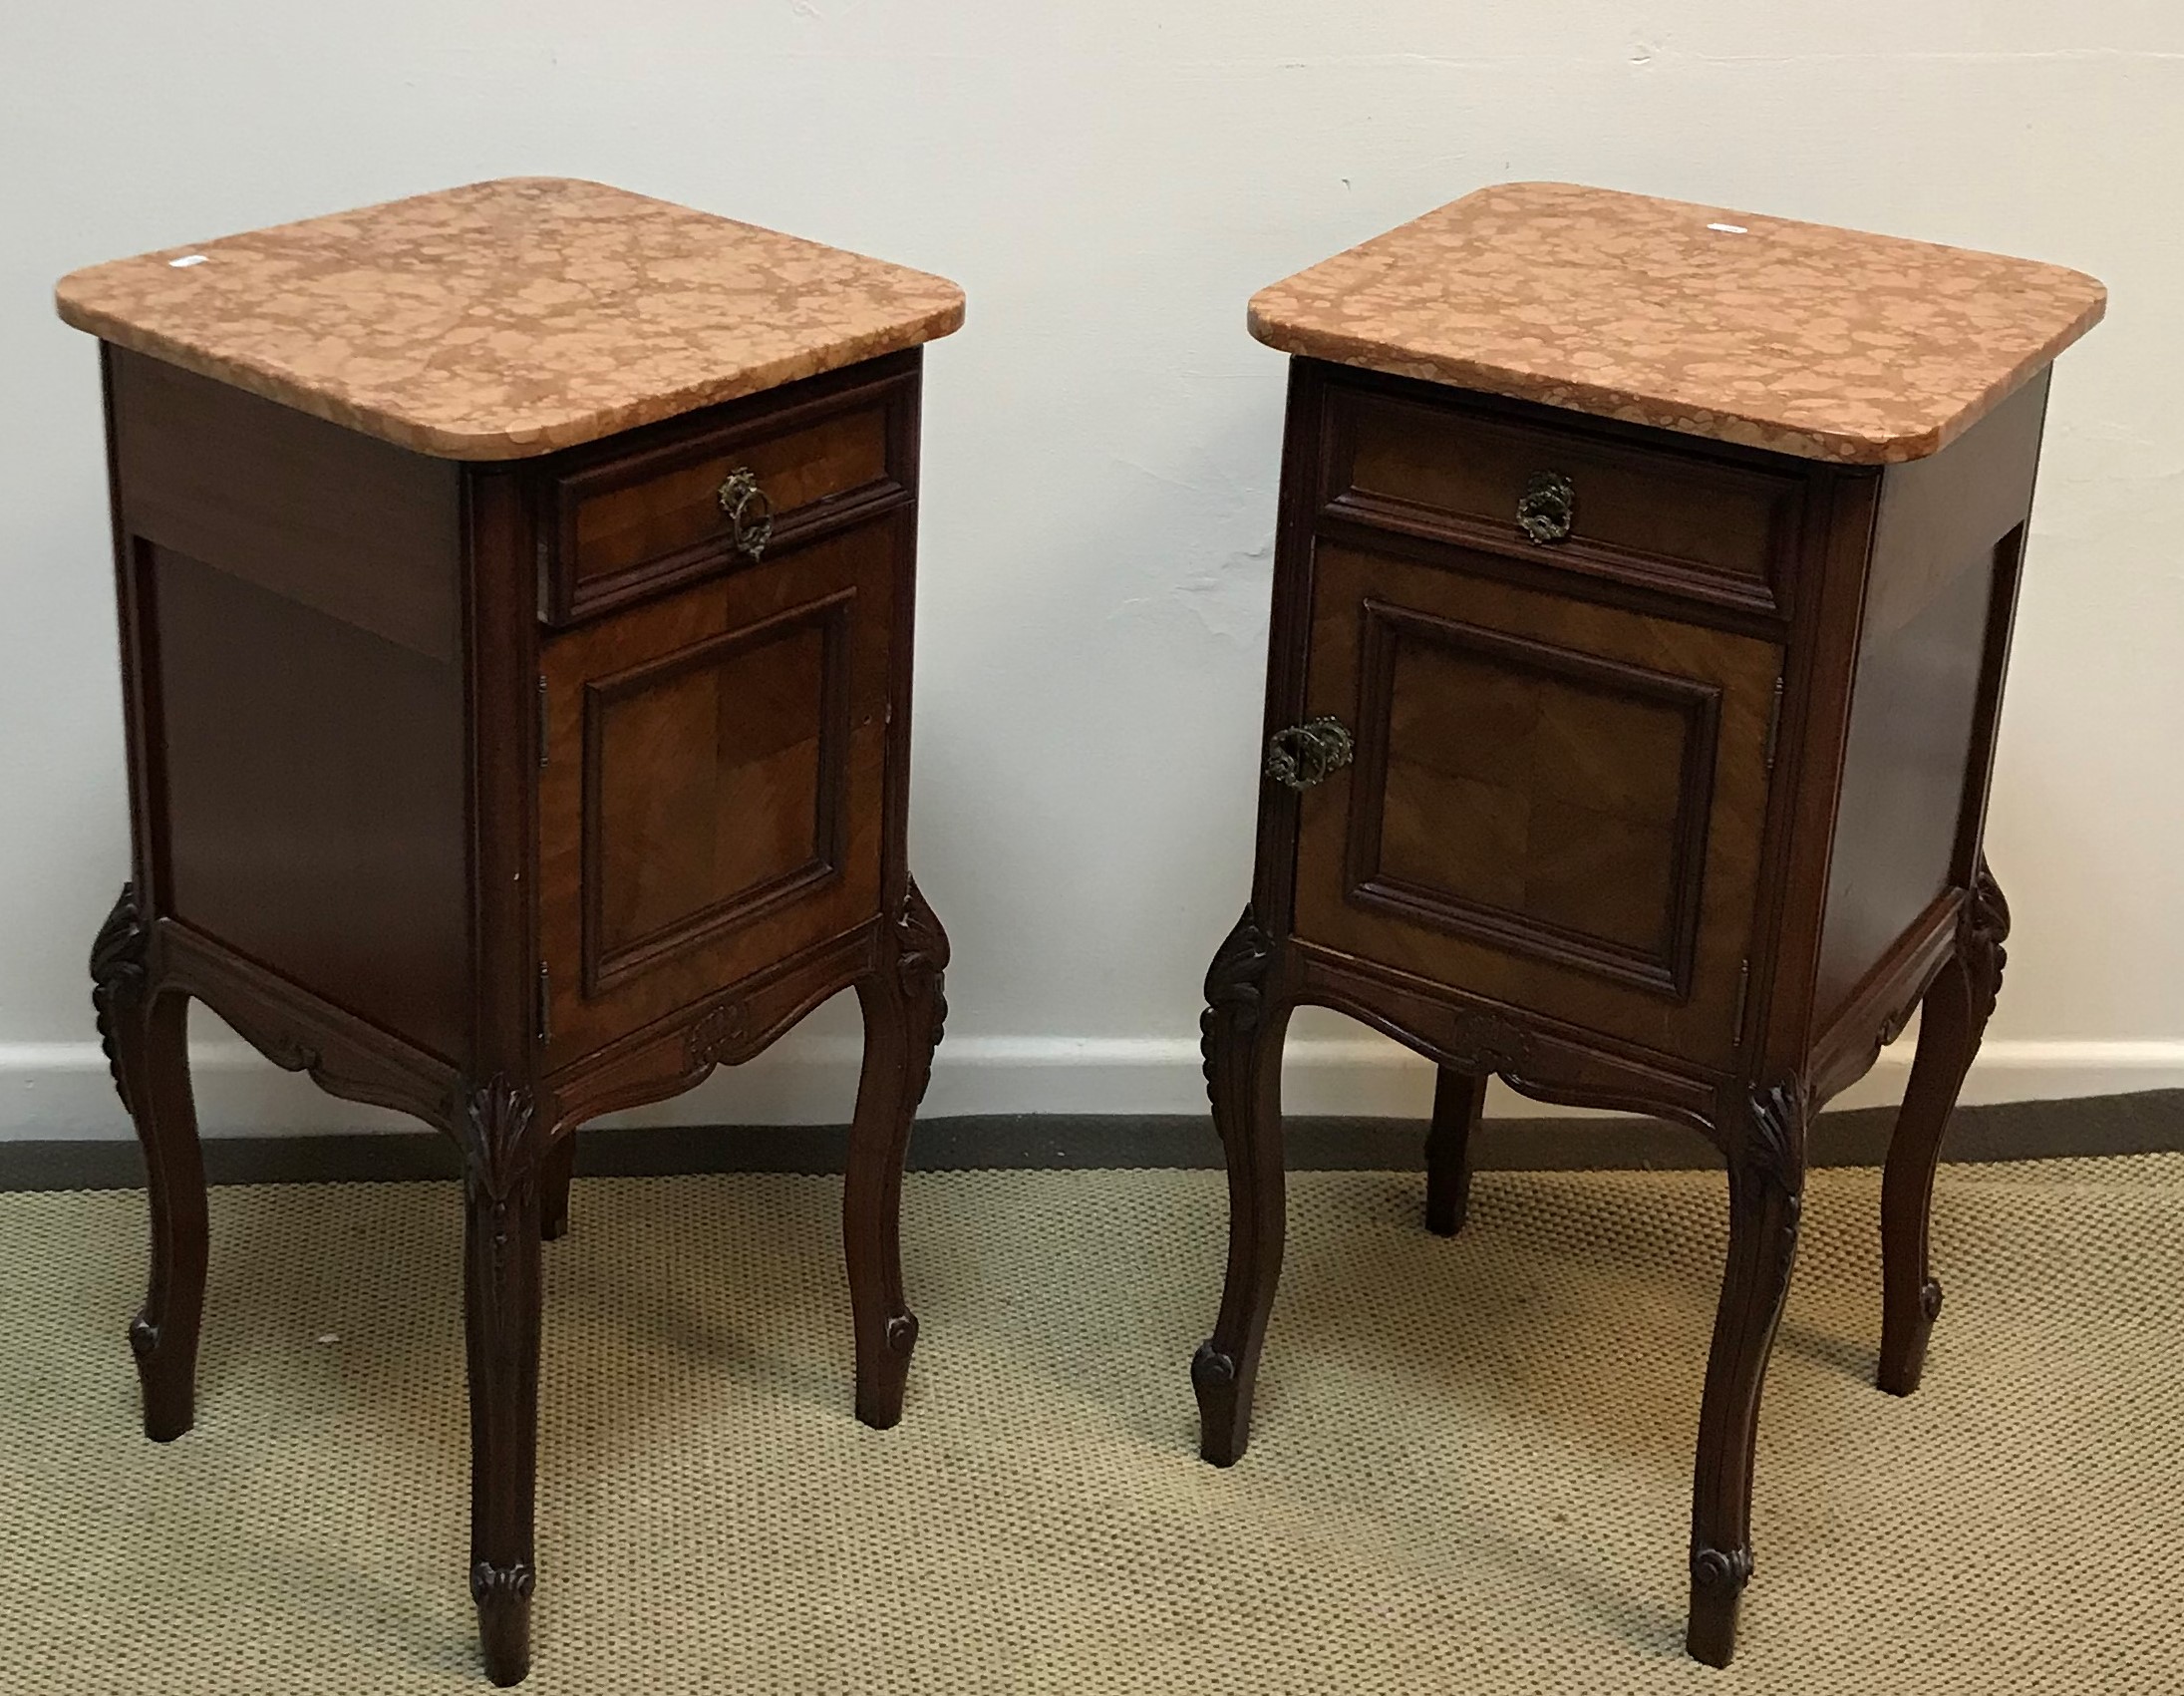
[
  {"left": 1516, "top": 471, "right": 1576, "bottom": 544},
  {"left": 1266, "top": 717, "right": 1355, "bottom": 792},
  {"left": 717, "top": 468, "right": 775, "bottom": 560}
]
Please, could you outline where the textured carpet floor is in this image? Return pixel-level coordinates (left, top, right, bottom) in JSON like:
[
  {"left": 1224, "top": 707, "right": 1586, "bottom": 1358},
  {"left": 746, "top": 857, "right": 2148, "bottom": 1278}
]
[{"left": 0, "top": 1157, "right": 2178, "bottom": 1694}]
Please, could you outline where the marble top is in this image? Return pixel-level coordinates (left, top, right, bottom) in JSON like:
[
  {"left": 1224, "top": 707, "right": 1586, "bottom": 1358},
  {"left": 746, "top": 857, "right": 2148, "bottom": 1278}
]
[
  {"left": 1249, "top": 182, "right": 2105, "bottom": 463},
  {"left": 55, "top": 177, "right": 966, "bottom": 461}
]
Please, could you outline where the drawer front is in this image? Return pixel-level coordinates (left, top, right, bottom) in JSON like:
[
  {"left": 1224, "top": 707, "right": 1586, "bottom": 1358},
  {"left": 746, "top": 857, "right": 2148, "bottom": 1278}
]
[
  {"left": 1324, "top": 384, "right": 1804, "bottom": 617},
  {"left": 1290, "top": 540, "right": 1781, "bottom": 1067},
  {"left": 542, "top": 355, "right": 916, "bottom": 623},
  {"left": 538, "top": 518, "right": 898, "bottom": 1065}
]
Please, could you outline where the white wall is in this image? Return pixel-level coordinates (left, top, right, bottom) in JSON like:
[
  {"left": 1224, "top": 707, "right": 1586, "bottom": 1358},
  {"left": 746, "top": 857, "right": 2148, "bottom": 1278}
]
[{"left": 3, "top": 4, "right": 2180, "bottom": 1139}]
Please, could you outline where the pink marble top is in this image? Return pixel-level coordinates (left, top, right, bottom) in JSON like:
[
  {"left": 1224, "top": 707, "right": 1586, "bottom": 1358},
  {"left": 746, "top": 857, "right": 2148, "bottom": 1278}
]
[
  {"left": 56, "top": 177, "right": 966, "bottom": 461},
  {"left": 1248, "top": 182, "right": 2105, "bottom": 463}
]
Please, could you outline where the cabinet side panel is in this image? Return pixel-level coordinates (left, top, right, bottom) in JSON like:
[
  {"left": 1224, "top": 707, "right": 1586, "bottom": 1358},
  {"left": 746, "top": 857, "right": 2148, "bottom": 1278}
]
[
  {"left": 112, "top": 350, "right": 461, "bottom": 661},
  {"left": 1813, "top": 374, "right": 2048, "bottom": 1028},
  {"left": 114, "top": 352, "right": 470, "bottom": 1062}
]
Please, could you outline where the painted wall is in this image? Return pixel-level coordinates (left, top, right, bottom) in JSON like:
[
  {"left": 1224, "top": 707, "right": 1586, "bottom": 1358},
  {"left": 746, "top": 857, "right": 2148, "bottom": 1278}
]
[{"left": 3, "top": 4, "right": 2178, "bottom": 1138}]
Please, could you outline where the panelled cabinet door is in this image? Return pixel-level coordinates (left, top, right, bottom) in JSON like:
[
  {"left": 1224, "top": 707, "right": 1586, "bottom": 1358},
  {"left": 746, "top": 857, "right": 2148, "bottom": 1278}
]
[
  {"left": 1292, "top": 543, "right": 1781, "bottom": 1067},
  {"left": 537, "top": 521, "right": 896, "bottom": 1065}
]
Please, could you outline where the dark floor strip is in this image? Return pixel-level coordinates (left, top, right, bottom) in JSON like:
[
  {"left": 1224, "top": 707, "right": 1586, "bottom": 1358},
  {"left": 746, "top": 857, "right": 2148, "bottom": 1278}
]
[{"left": 4, "top": 1091, "right": 2180, "bottom": 1192}]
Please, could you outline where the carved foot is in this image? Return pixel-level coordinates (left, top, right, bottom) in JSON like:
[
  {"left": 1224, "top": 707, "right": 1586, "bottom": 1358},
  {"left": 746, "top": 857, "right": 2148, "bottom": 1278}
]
[
  {"left": 1878, "top": 1278, "right": 1945, "bottom": 1398},
  {"left": 470, "top": 1560, "right": 534, "bottom": 1687},
  {"left": 855, "top": 1311, "right": 920, "bottom": 1432},
  {"left": 1685, "top": 1543, "right": 1753, "bottom": 1667},
  {"left": 1191, "top": 1341, "right": 1249, "bottom": 1467},
  {"left": 129, "top": 1312, "right": 194, "bottom": 1443}
]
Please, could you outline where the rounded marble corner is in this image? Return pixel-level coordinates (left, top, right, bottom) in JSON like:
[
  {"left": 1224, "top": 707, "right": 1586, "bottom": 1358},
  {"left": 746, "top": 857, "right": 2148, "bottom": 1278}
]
[{"left": 915, "top": 290, "right": 968, "bottom": 344}]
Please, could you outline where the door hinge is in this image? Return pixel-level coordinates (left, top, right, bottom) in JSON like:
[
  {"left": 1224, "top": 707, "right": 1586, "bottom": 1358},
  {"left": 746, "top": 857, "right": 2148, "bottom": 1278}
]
[
  {"left": 1733, "top": 958, "right": 1751, "bottom": 1031},
  {"left": 536, "top": 676, "right": 549, "bottom": 768},
  {"left": 536, "top": 963, "right": 551, "bottom": 1047},
  {"left": 1763, "top": 676, "right": 1785, "bottom": 773}
]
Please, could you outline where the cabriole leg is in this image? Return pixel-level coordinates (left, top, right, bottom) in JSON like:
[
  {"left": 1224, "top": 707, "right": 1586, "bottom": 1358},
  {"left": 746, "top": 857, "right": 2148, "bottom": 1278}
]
[
  {"left": 93, "top": 884, "right": 207, "bottom": 1443},
  {"left": 1192, "top": 909, "right": 1289, "bottom": 1468},
  {"left": 1879, "top": 863, "right": 2008, "bottom": 1396},
  {"left": 844, "top": 880, "right": 948, "bottom": 1431},
  {"left": 1686, "top": 1080, "right": 1807, "bottom": 1668}
]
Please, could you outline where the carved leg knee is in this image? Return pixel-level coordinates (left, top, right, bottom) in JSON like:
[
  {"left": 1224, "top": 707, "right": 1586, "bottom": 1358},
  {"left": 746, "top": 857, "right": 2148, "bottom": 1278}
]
[
  {"left": 845, "top": 881, "right": 947, "bottom": 1431},
  {"left": 1194, "top": 909, "right": 1288, "bottom": 1468}
]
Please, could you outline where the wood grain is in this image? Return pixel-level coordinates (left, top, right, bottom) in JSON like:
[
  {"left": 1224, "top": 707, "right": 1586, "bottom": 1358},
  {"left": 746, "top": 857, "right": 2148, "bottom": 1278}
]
[
  {"left": 539, "top": 522, "right": 892, "bottom": 1065},
  {"left": 1296, "top": 542, "right": 1779, "bottom": 1066}
]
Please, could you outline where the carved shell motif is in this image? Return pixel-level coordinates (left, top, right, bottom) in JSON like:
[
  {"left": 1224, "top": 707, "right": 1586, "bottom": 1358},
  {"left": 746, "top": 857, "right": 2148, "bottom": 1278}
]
[
  {"left": 1200, "top": 908, "right": 1274, "bottom": 1092},
  {"left": 89, "top": 883, "right": 149, "bottom": 1115},
  {"left": 1743, "top": 1077, "right": 1809, "bottom": 1196},
  {"left": 459, "top": 1076, "right": 537, "bottom": 1208}
]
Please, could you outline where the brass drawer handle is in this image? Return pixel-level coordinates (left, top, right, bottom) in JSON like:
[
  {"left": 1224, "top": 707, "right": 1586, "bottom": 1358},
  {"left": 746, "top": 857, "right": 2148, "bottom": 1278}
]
[
  {"left": 1517, "top": 471, "right": 1576, "bottom": 544},
  {"left": 717, "top": 468, "right": 775, "bottom": 560},
  {"left": 1266, "top": 717, "right": 1355, "bottom": 791}
]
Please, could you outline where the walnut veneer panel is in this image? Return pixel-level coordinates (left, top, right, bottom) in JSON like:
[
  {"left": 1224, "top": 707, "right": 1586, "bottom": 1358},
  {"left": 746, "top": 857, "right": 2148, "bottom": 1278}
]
[
  {"left": 57, "top": 177, "right": 965, "bottom": 460},
  {"left": 1377, "top": 627, "right": 1699, "bottom": 960},
  {"left": 1295, "top": 543, "right": 1781, "bottom": 1067},
  {"left": 537, "top": 521, "right": 893, "bottom": 1065},
  {"left": 1250, "top": 182, "right": 2104, "bottom": 463}
]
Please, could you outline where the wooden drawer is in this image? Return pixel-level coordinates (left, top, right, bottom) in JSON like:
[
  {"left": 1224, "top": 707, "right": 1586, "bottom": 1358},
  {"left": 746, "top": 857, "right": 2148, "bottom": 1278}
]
[
  {"left": 540, "top": 353, "right": 918, "bottom": 623},
  {"left": 1321, "top": 379, "right": 1805, "bottom": 618}
]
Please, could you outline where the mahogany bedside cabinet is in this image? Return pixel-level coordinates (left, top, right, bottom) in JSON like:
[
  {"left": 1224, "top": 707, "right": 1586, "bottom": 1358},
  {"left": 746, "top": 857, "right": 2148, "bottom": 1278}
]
[
  {"left": 59, "top": 177, "right": 963, "bottom": 1685},
  {"left": 1190, "top": 182, "right": 2104, "bottom": 1665}
]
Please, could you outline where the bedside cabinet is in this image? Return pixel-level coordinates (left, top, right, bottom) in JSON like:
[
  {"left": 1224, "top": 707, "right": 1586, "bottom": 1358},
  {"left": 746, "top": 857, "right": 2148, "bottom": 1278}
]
[
  {"left": 1192, "top": 183, "right": 2104, "bottom": 1665},
  {"left": 60, "top": 178, "right": 963, "bottom": 1685}
]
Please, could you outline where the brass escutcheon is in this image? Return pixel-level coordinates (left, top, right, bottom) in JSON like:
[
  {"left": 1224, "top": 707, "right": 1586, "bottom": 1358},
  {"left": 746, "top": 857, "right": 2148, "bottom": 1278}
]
[
  {"left": 716, "top": 468, "right": 775, "bottom": 560},
  {"left": 1265, "top": 717, "right": 1355, "bottom": 792},
  {"left": 1516, "top": 471, "right": 1576, "bottom": 544}
]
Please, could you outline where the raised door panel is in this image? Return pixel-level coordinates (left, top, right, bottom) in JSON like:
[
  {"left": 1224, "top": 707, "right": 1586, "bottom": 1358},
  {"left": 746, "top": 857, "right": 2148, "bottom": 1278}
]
[
  {"left": 539, "top": 520, "right": 895, "bottom": 1065},
  {"left": 1294, "top": 543, "right": 1781, "bottom": 1067}
]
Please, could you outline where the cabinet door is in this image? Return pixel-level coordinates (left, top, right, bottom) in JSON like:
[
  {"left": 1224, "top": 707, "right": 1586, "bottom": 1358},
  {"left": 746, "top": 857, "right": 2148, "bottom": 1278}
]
[
  {"left": 1293, "top": 543, "right": 1781, "bottom": 1067},
  {"left": 538, "top": 521, "right": 894, "bottom": 1065}
]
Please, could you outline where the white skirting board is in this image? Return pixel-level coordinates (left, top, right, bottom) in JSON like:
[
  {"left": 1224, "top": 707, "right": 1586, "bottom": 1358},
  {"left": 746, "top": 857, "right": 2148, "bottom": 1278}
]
[{"left": 5, "top": 1033, "right": 2184, "bottom": 1141}]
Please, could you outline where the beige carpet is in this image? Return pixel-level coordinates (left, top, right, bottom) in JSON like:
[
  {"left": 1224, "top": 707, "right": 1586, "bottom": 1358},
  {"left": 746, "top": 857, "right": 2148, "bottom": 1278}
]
[{"left": 0, "top": 1157, "right": 2178, "bottom": 1694}]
